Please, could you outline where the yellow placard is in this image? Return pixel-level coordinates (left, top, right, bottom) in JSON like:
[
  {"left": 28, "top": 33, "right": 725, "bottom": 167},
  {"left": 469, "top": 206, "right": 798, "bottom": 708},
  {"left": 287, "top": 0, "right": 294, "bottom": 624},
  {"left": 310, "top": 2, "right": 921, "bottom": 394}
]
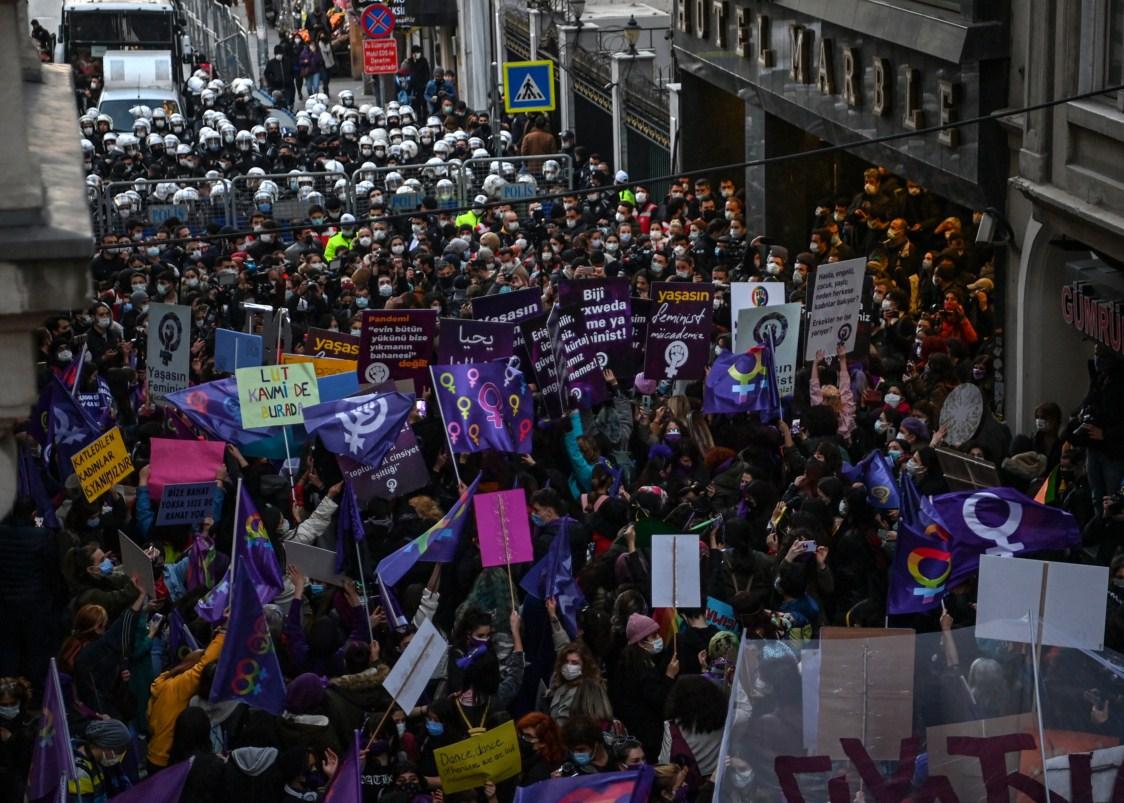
[
  {"left": 235, "top": 362, "right": 321, "bottom": 428},
  {"left": 280, "top": 352, "right": 358, "bottom": 378},
  {"left": 71, "top": 427, "right": 134, "bottom": 503},
  {"left": 434, "top": 720, "right": 521, "bottom": 793}
]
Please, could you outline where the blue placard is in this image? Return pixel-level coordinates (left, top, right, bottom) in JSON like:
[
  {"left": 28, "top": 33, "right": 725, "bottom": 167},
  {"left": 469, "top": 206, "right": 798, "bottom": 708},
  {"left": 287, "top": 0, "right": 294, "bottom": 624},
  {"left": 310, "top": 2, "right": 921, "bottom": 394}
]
[
  {"left": 215, "top": 329, "right": 263, "bottom": 373},
  {"left": 502, "top": 60, "right": 556, "bottom": 113},
  {"left": 156, "top": 482, "right": 214, "bottom": 527},
  {"left": 705, "top": 596, "right": 739, "bottom": 632}
]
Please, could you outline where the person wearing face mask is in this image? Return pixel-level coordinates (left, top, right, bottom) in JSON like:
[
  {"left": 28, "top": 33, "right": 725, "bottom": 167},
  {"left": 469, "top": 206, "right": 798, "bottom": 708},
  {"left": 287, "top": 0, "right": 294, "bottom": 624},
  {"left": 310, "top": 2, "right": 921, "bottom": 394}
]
[
  {"left": 557, "top": 716, "right": 614, "bottom": 777},
  {"left": 67, "top": 718, "right": 138, "bottom": 799},
  {"left": 324, "top": 213, "right": 358, "bottom": 262},
  {"left": 84, "top": 301, "right": 129, "bottom": 371},
  {"left": 609, "top": 614, "right": 679, "bottom": 759},
  {"left": 544, "top": 642, "right": 613, "bottom": 726},
  {"left": 907, "top": 446, "right": 948, "bottom": 495},
  {"left": 0, "top": 677, "right": 34, "bottom": 801}
]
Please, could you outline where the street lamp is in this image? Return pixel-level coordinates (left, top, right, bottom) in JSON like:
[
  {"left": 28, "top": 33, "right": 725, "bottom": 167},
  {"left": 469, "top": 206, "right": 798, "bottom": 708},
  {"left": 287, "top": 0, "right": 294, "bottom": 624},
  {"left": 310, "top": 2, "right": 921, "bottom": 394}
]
[
  {"left": 570, "top": 0, "right": 585, "bottom": 25},
  {"left": 624, "top": 14, "right": 640, "bottom": 55}
]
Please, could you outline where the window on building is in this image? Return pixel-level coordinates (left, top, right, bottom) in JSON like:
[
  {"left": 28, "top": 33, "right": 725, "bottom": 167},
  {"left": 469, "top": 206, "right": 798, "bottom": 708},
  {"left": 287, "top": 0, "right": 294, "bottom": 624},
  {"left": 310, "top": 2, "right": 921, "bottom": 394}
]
[
  {"left": 1110, "top": 0, "right": 1124, "bottom": 88},
  {"left": 1079, "top": 0, "right": 1124, "bottom": 106}
]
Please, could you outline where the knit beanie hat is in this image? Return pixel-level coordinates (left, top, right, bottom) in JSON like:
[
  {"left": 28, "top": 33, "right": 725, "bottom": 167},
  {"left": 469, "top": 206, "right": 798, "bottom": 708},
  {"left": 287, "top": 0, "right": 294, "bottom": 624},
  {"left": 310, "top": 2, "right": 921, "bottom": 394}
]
[
  {"left": 284, "top": 673, "right": 327, "bottom": 714},
  {"left": 625, "top": 613, "right": 660, "bottom": 645}
]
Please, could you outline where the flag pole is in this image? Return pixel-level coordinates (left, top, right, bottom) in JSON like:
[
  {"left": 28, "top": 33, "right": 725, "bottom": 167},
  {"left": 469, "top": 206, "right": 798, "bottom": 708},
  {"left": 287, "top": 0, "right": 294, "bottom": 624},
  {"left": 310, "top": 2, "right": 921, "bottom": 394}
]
[
  {"left": 70, "top": 342, "right": 88, "bottom": 398},
  {"left": 364, "top": 705, "right": 396, "bottom": 750},
  {"left": 354, "top": 538, "right": 375, "bottom": 643},
  {"left": 671, "top": 540, "right": 678, "bottom": 659},
  {"left": 229, "top": 477, "right": 243, "bottom": 587},
  {"left": 428, "top": 366, "right": 463, "bottom": 487}
]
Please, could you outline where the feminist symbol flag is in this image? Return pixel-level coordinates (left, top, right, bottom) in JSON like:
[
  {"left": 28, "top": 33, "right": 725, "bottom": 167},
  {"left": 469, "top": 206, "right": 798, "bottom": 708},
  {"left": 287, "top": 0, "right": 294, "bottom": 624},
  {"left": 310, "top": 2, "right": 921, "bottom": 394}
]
[
  {"left": 26, "top": 658, "right": 76, "bottom": 800},
  {"left": 210, "top": 560, "right": 285, "bottom": 714},
  {"left": 303, "top": 391, "right": 414, "bottom": 468},
  {"left": 702, "top": 345, "right": 781, "bottom": 419},
  {"left": 432, "top": 360, "right": 533, "bottom": 454}
]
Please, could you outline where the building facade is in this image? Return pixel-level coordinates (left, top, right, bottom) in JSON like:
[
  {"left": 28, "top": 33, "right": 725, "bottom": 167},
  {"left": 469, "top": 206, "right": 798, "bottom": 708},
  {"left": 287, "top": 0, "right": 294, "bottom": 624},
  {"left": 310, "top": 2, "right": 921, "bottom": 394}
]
[
  {"left": 0, "top": 0, "right": 93, "bottom": 515},
  {"left": 1006, "top": 0, "right": 1124, "bottom": 430}
]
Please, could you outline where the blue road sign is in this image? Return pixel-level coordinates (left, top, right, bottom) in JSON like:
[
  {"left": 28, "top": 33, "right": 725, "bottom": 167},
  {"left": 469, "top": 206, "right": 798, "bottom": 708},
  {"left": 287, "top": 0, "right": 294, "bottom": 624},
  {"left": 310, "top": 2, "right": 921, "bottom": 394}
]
[
  {"left": 503, "top": 60, "right": 556, "bottom": 114},
  {"left": 360, "top": 4, "right": 395, "bottom": 38}
]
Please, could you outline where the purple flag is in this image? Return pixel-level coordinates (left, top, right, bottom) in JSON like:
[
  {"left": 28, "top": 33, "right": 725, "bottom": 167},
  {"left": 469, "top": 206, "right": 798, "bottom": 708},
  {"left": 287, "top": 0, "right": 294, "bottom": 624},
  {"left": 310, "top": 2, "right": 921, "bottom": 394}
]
[
  {"left": 644, "top": 283, "right": 714, "bottom": 381},
  {"left": 887, "top": 510, "right": 952, "bottom": 615},
  {"left": 302, "top": 392, "right": 414, "bottom": 469},
  {"left": 437, "top": 318, "right": 516, "bottom": 364},
  {"left": 167, "top": 609, "right": 200, "bottom": 665},
  {"left": 334, "top": 479, "right": 365, "bottom": 573},
  {"left": 18, "top": 445, "right": 60, "bottom": 529},
  {"left": 323, "top": 730, "right": 363, "bottom": 803},
  {"left": 703, "top": 346, "right": 781, "bottom": 419},
  {"left": 111, "top": 757, "right": 193, "bottom": 803},
  {"left": 163, "top": 378, "right": 309, "bottom": 460},
  {"left": 514, "top": 766, "right": 654, "bottom": 803},
  {"left": 557, "top": 278, "right": 633, "bottom": 376},
  {"left": 26, "top": 658, "right": 76, "bottom": 801},
  {"left": 431, "top": 361, "right": 533, "bottom": 454},
  {"left": 377, "top": 475, "right": 481, "bottom": 587},
  {"left": 194, "top": 485, "right": 284, "bottom": 622},
  {"left": 927, "top": 488, "right": 1082, "bottom": 587},
  {"left": 841, "top": 451, "right": 901, "bottom": 510},
  {"left": 36, "top": 375, "right": 101, "bottom": 478},
  {"left": 210, "top": 560, "right": 286, "bottom": 714},
  {"left": 519, "top": 518, "right": 586, "bottom": 638}
]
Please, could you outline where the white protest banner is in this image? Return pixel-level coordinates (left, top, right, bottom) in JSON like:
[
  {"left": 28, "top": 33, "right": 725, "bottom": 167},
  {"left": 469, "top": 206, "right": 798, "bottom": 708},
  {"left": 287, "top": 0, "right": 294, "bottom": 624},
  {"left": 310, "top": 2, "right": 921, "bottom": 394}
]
[
  {"left": 651, "top": 534, "right": 701, "bottom": 608},
  {"left": 976, "top": 555, "right": 1108, "bottom": 650},
  {"left": 803, "top": 257, "right": 865, "bottom": 361},
  {"left": 119, "top": 531, "right": 156, "bottom": 600},
  {"left": 735, "top": 302, "right": 802, "bottom": 399},
  {"left": 381, "top": 618, "right": 447, "bottom": 714},
  {"left": 285, "top": 542, "right": 349, "bottom": 587},
  {"left": 730, "top": 281, "right": 785, "bottom": 345},
  {"left": 155, "top": 482, "right": 214, "bottom": 527},
  {"left": 146, "top": 303, "right": 192, "bottom": 400}
]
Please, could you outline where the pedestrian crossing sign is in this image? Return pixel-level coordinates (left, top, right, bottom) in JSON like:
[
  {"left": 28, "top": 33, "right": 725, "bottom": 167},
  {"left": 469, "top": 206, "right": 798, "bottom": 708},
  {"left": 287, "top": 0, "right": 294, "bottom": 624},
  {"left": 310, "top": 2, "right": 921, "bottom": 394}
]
[{"left": 502, "top": 60, "right": 556, "bottom": 113}]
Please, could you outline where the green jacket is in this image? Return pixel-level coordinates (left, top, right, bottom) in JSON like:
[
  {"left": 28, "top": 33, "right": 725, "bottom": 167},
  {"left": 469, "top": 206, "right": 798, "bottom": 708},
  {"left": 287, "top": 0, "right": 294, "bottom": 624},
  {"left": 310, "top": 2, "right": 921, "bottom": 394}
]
[{"left": 323, "top": 231, "right": 355, "bottom": 261}]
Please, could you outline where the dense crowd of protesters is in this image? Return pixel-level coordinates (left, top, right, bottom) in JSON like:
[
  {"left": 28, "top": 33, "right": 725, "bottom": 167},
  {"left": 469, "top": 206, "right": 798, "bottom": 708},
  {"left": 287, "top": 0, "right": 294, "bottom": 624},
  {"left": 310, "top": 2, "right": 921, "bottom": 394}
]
[{"left": 4, "top": 44, "right": 1124, "bottom": 803}]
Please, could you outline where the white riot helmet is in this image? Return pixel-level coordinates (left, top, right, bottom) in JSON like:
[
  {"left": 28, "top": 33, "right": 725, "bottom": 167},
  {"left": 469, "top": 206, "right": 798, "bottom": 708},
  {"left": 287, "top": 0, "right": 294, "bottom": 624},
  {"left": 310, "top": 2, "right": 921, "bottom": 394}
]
[
  {"left": 423, "top": 157, "right": 445, "bottom": 179},
  {"left": 81, "top": 138, "right": 95, "bottom": 159},
  {"left": 340, "top": 120, "right": 358, "bottom": 141},
  {"left": 543, "top": 159, "right": 562, "bottom": 182},
  {"left": 146, "top": 132, "right": 165, "bottom": 153},
  {"left": 432, "top": 140, "right": 450, "bottom": 159},
  {"left": 170, "top": 113, "right": 186, "bottom": 135},
  {"left": 400, "top": 140, "right": 418, "bottom": 160},
  {"left": 384, "top": 171, "right": 404, "bottom": 191},
  {"left": 163, "top": 133, "right": 180, "bottom": 150},
  {"left": 359, "top": 135, "right": 374, "bottom": 158},
  {"left": 419, "top": 127, "right": 434, "bottom": 145},
  {"left": 333, "top": 177, "right": 349, "bottom": 201},
  {"left": 118, "top": 133, "right": 140, "bottom": 157},
  {"left": 339, "top": 89, "right": 355, "bottom": 107},
  {"left": 235, "top": 130, "right": 255, "bottom": 151},
  {"left": 435, "top": 178, "right": 455, "bottom": 202},
  {"left": 318, "top": 112, "right": 336, "bottom": 134},
  {"left": 251, "top": 124, "right": 267, "bottom": 143},
  {"left": 85, "top": 174, "right": 102, "bottom": 202},
  {"left": 482, "top": 174, "right": 506, "bottom": 198},
  {"left": 174, "top": 186, "right": 200, "bottom": 204},
  {"left": 154, "top": 182, "right": 179, "bottom": 202},
  {"left": 220, "top": 123, "right": 236, "bottom": 146},
  {"left": 322, "top": 159, "right": 345, "bottom": 174},
  {"left": 132, "top": 117, "right": 150, "bottom": 138}
]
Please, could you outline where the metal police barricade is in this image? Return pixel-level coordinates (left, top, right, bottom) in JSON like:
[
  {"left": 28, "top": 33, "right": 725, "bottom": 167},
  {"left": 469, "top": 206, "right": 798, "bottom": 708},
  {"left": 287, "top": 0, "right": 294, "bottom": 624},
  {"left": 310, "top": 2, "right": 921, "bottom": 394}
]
[
  {"left": 231, "top": 171, "right": 352, "bottom": 237},
  {"left": 101, "top": 177, "right": 234, "bottom": 238},
  {"left": 181, "top": 0, "right": 254, "bottom": 80},
  {"left": 351, "top": 163, "right": 446, "bottom": 219},
  {"left": 457, "top": 154, "right": 573, "bottom": 208}
]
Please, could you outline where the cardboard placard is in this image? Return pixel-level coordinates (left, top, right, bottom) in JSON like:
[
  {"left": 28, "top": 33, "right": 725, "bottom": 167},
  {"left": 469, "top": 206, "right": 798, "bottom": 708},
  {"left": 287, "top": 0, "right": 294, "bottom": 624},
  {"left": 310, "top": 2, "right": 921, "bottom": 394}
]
[
  {"left": 650, "top": 534, "right": 701, "bottom": 608},
  {"left": 730, "top": 281, "right": 786, "bottom": 345},
  {"left": 155, "top": 482, "right": 214, "bottom": 527},
  {"left": 804, "top": 257, "right": 865, "bottom": 361},
  {"left": 306, "top": 327, "right": 360, "bottom": 360},
  {"left": 434, "top": 720, "right": 521, "bottom": 794},
  {"left": 214, "top": 329, "right": 263, "bottom": 373},
  {"left": 235, "top": 363, "right": 320, "bottom": 428},
  {"left": 735, "top": 302, "right": 802, "bottom": 399},
  {"left": 358, "top": 309, "right": 437, "bottom": 394},
  {"left": 381, "top": 618, "right": 447, "bottom": 715},
  {"left": 118, "top": 531, "right": 156, "bottom": 600},
  {"left": 475, "top": 490, "right": 534, "bottom": 568},
  {"left": 279, "top": 352, "right": 358, "bottom": 378},
  {"left": 644, "top": 283, "right": 714, "bottom": 381},
  {"left": 71, "top": 427, "right": 134, "bottom": 503},
  {"left": 285, "top": 541, "right": 349, "bottom": 587},
  {"left": 146, "top": 303, "right": 192, "bottom": 400},
  {"left": 816, "top": 627, "right": 915, "bottom": 761},
  {"left": 149, "top": 438, "right": 226, "bottom": 498}
]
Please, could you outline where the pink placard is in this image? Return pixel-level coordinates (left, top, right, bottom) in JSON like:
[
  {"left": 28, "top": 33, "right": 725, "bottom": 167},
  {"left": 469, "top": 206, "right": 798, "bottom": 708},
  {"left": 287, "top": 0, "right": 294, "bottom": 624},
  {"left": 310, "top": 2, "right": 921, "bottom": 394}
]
[
  {"left": 149, "top": 438, "right": 226, "bottom": 498},
  {"left": 474, "top": 490, "right": 534, "bottom": 568}
]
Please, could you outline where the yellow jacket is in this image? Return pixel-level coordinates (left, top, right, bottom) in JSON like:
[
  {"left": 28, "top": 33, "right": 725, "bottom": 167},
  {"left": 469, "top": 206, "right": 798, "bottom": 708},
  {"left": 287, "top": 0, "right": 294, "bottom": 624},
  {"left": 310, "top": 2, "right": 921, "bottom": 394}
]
[{"left": 146, "top": 631, "right": 225, "bottom": 767}]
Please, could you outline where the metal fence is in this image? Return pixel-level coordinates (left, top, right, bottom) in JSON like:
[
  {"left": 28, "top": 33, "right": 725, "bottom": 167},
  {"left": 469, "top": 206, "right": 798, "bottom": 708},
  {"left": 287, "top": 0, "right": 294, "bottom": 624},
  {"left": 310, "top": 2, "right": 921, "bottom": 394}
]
[
  {"left": 231, "top": 171, "right": 348, "bottom": 230},
  {"left": 180, "top": 0, "right": 254, "bottom": 81},
  {"left": 90, "top": 156, "right": 574, "bottom": 238},
  {"left": 99, "top": 177, "right": 234, "bottom": 236}
]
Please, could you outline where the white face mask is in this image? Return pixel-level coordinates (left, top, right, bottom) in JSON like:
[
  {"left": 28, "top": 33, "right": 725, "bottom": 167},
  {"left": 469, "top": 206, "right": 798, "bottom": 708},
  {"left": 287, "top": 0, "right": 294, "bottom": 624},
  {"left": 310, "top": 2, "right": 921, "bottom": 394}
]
[
  {"left": 884, "top": 393, "right": 902, "bottom": 408},
  {"left": 379, "top": 284, "right": 394, "bottom": 297},
  {"left": 95, "top": 316, "right": 112, "bottom": 329},
  {"left": 1034, "top": 417, "right": 1050, "bottom": 432},
  {"left": 359, "top": 237, "right": 372, "bottom": 247},
  {"left": 561, "top": 663, "right": 582, "bottom": 681},
  {"left": 391, "top": 245, "right": 405, "bottom": 255},
  {"left": 636, "top": 192, "right": 648, "bottom": 204},
  {"left": 0, "top": 704, "right": 18, "bottom": 720},
  {"left": 644, "top": 637, "right": 663, "bottom": 655}
]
